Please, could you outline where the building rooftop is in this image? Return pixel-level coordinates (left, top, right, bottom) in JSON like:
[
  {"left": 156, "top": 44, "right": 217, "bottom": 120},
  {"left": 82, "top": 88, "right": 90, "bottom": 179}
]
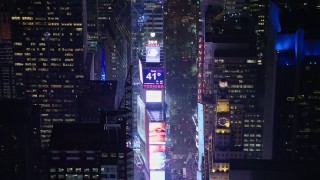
[{"left": 49, "top": 121, "right": 127, "bottom": 151}]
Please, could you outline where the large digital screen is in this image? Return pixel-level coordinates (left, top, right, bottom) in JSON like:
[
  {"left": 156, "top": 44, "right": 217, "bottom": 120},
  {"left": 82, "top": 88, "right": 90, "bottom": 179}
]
[
  {"left": 137, "top": 96, "right": 146, "bottom": 142},
  {"left": 143, "top": 69, "right": 164, "bottom": 89},
  {"left": 149, "top": 122, "right": 165, "bottom": 144},
  {"left": 197, "top": 103, "right": 204, "bottom": 177},
  {"left": 146, "top": 46, "right": 160, "bottom": 63},
  {"left": 139, "top": 59, "right": 143, "bottom": 83},
  {"left": 150, "top": 171, "right": 165, "bottom": 180},
  {"left": 150, "top": 145, "right": 166, "bottom": 169},
  {"left": 150, "top": 144, "right": 166, "bottom": 152},
  {"left": 146, "top": 90, "right": 162, "bottom": 103}
]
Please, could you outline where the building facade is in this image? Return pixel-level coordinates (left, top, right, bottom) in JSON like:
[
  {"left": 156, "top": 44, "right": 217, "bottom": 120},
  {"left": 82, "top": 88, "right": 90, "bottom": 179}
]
[
  {"left": 48, "top": 118, "right": 133, "bottom": 180},
  {"left": 0, "top": 100, "right": 41, "bottom": 180},
  {"left": 0, "top": 3, "right": 15, "bottom": 99},
  {"left": 11, "top": 0, "right": 86, "bottom": 148},
  {"left": 198, "top": 0, "right": 267, "bottom": 179},
  {"left": 136, "top": 1, "right": 166, "bottom": 179},
  {"left": 265, "top": 1, "right": 320, "bottom": 160}
]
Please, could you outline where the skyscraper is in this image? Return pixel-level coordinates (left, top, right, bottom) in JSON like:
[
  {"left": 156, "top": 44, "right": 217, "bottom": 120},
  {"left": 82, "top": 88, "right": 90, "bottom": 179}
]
[
  {"left": 48, "top": 113, "right": 133, "bottom": 180},
  {"left": 264, "top": 0, "right": 320, "bottom": 160},
  {"left": 198, "top": 0, "right": 267, "bottom": 179},
  {"left": 0, "top": 1, "right": 15, "bottom": 98},
  {"left": 11, "top": 0, "right": 85, "bottom": 148},
  {"left": 84, "top": 0, "right": 131, "bottom": 99},
  {"left": 135, "top": 1, "right": 167, "bottom": 179}
]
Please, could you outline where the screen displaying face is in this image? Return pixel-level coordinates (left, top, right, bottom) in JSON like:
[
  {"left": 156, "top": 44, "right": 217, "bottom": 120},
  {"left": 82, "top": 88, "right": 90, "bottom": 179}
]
[{"left": 149, "top": 122, "right": 165, "bottom": 144}]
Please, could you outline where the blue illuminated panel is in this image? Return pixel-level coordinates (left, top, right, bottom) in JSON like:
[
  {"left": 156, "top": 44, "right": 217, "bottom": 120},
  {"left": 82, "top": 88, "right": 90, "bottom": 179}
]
[
  {"left": 99, "top": 47, "right": 106, "bottom": 80},
  {"left": 197, "top": 103, "right": 204, "bottom": 180},
  {"left": 143, "top": 69, "right": 165, "bottom": 89}
]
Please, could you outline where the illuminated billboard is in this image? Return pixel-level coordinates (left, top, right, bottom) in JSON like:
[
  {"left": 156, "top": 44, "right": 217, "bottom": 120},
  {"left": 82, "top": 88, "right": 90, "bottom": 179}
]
[
  {"left": 150, "top": 144, "right": 166, "bottom": 152},
  {"left": 146, "top": 46, "right": 160, "bottom": 63},
  {"left": 150, "top": 171, "right": 165, "bottom": 180},
  {"left": 197, "top": 103, "right": 204, "bottom": 179},
  {"left": 143, "top": 69, "right": 165, "bottom": 89},
  {"left": 149, "top": 145, "right": 166, "bottom": 170},
  {"left": 137, "top": 95, "right": 146, "bottom": 142},
  {"left": 149, "top": 122, "right": 165, "bottom": 144},
  {"left": 146, "top": 90, "right": 162, "bottom": 103},
  {"left": 139, "top": 59, "right": 143, "bottom": 83}
]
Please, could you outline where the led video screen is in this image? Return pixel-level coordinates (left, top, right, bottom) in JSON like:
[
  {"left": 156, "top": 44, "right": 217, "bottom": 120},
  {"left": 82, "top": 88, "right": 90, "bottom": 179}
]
[
  {"left": 197, "top": 103, "right": 204, "bottom": 173},
  {"left": 137, "top": 96, "right": 146, "bottom": 142},
  {"left": 139, "top": 59, "right": 143, "bottom": 83},
  {"left": 150, "top": 144, "right": 166, "bottom": 153},
  {"left": 146, "top": 46, "right": 160, "bottom": 63},
  {"left": 149, "top": 122, "right": 165, "bottom": 144},
  {"left": 146, "top": 90, "right": 162, "bottom": 103},
  {"left": 143, "top": 69, "right": 164, "bottom": 89},
  {"left": 149, "top": 145, "right": 166, "bottom": 169},
  {"left": 150, "top": 171, "right": 165, "bottom": 180}
]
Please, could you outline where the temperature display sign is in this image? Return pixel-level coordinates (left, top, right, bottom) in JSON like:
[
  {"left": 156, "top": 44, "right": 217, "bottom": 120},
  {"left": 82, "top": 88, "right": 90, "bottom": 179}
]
[{"left": 143, "top": 69, "right": 164, "bottom": 89}]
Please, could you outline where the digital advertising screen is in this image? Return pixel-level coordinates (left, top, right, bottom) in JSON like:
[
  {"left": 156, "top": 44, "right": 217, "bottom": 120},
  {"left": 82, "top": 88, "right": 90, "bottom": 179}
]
[
  {"left": 197, "top": 103, "right": 204, "bottom": 176},
  {"left": 137, "top": 95, "right": 146, "bottom": 142},
  {"left": 146, "top": 46, "right": 160, "bottom": 63},
  {"left": 150, "top": 170, "right": 165, "bottom": 180},
  {"left": 143, "top": 69, "right": 165, "bottom": 89},
  {"left": 146, "top": 90, "right": 162, "bottom": 103},
  {"left": 149, "top": 122, "right": 165, "bottom": 144},
  {"left": 139, "top": 59, "right": 143, "bottom": 83},
  {"left": 140, "top": 141, "right": 147, "bottom": 167},
  {"left": 150, "top": 144, "right": 166, "bottom": 153},
  {"left": 149, "top": 145, "right": 166, "bottom": 169}
]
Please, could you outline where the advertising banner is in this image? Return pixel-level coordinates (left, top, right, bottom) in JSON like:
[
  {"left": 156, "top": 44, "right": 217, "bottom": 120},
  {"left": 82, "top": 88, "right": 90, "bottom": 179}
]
[
  {"left": 137, "top": 95, "right": 146, "bottom": 142},
  {"left": 146, "top": 46, "right": 160, "bottom": 63},
  {"left": 149, "top": 122, "right": 165, "bottom": 144},
  {"left": 146, "top": 90, "right": 162, "bottom": 103},
  {"left": 150, "top": 170, "right": 165, "bottom": 180},
  {"left": 149, "top": 145, "right": 166, "bottom": 169},
  {"left": 143, "top": 69, "right": 165, "bottom": 89}
]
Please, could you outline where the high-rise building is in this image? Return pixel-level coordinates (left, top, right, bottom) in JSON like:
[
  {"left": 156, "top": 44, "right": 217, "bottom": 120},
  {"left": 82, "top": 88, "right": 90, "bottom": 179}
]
[
  {"left": 211, "top": 81, "right": 245, "bottom": 180},
  {"left": 264, "top": 0, "right": 320, "bottom": 160},
  {"left": 198, "top": 0, "right": 267, "bottom": 179},
  {"left": 48, "top": 112, "right": 133, "bottom": 180},
  {"left": 0, "top": 99, "right": 41, "bottom": 180},
  {"left": 84, "top": 0, "right": 131, "bottom": 100},
  {"left": 0, "top": 2, "right": 15, "bottom": 98},
  {"left": 11, "top": 0, "right": 85, "bottom": 148},
  {"left": 130, "top": 0, "right": 145, "bottom": 154},
  {"left": 135, "top": 1, "right": 167, "bottom": 179}
]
